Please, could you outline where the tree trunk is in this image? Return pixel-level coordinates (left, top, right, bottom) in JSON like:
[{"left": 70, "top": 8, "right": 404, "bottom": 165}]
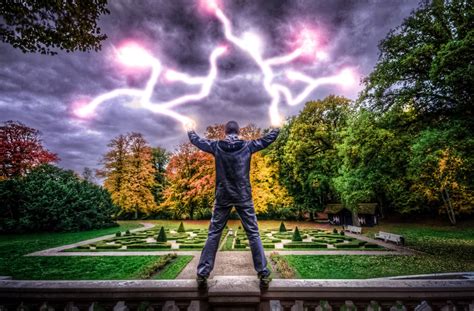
[{"left": 441, "top": 188, "right": 456, "bottom": 225}]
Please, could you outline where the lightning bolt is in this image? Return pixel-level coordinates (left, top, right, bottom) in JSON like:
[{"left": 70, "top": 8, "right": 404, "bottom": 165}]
[
  {"left": 74, "top": 1, "right": 356, "bottom": 130},
  {"left": 208, "top": 0, "right": 356, "bottom": 126},
  {"left": 74, "top": 42, "right": 226, "bottom": 129}
]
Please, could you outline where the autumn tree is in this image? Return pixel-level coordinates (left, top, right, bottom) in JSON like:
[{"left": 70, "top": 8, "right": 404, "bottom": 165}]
[
  {"left": 100, "top": 132, "right": 157, "bottom": 219},
  {"left": 161, "top": 142, "right": 214, "bottom": 219},
  {"left": 0, "top": 0, "right": 109, "bottom": 55},
  {"left": 0, "top": 120, "right": 58, "bottom": 180},
  {"left": 161, "top": 123, "right": 293, "bottom": 218},
  {"left": 150, "top": 147, "right": 170, "bottom": 206}
]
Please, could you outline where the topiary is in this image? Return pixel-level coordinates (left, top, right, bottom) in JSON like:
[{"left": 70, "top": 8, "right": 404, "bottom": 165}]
[
  {"left": 279, "top": 221, "right": 287, "bottom": 233},
  {"left": 340, "top": 231, "right": 345, "bottom": 236},
  {"left": 333, "top": 228, "right": 338, "bottom": 234},
  {"left": 177, "top": 221, "right": 185, "bottom": 233},
  {"left": 116, "top": 231, "right": 121, "bottom": 237},
  {"left": 292, "top": 226, "right": 302, "bottom": 242},
  {"left": 125, "top": 230, "right": 131, "bottom": 236},
  {"left": 156, "top": 226, "right": 167, "bottom": 242}
]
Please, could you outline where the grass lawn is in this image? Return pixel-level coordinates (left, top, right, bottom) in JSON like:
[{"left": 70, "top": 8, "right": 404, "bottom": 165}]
[
  {"left": 279, "top": 220, "right": 474, "bottom": 279},
  {"left": 0, "top": 221, "right": 189, "bottom": 280},
  {"left": 154, "top": 256, "right": 193, "bottom": 279}
]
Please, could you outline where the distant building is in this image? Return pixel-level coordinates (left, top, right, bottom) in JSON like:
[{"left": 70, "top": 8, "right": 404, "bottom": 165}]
[{"left": 324, "top": 203, "right": 379, "bottom": 227}]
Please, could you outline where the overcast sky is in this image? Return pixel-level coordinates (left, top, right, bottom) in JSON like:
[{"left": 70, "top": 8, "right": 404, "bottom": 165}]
[{"left": 0, "top": 0, "right": 419, "bottom": 175}]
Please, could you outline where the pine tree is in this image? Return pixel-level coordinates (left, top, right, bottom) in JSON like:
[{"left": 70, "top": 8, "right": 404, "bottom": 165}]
[
  {"left": 157, "top": 226, "right": 167, "bottom": 242},
  {"left": 177, "top": 221, "right": 185, "bottom": 233},
  {"left": 292, "top": 226, "right": 302, "bottom": 242},
  {"left": 279, "top": 221, "right": 287, "bottom": 233}
]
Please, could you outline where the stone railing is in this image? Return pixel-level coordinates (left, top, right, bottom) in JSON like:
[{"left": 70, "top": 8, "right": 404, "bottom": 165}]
[{"left": 0, "top": 276, "right": 473, "bottom": 310}]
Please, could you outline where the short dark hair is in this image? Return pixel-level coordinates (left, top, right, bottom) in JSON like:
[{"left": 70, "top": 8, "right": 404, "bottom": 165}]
[{"left": 224, "top": 121, "right": 239, "bottom": 135}]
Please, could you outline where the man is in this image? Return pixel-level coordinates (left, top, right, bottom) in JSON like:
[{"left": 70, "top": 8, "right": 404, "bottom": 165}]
[{"left": 186, "top": 120, "right": 280, "bottom": 289}]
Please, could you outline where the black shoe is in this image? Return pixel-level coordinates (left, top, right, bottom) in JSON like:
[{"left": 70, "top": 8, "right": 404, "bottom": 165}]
[
  {"left": 196, "top": 275, "right": 208, "bottom": 289},
  {"left": 258, "top": 273, "right": 272, "bottom": 289}
]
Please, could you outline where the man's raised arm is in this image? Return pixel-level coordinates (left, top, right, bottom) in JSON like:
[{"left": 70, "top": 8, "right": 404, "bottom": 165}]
[
  {"left": 187, "top": 130, "right": 215, "bottom": 155},
  {"left": 248, "top": 127, "right": 280, "bottom": 153}
]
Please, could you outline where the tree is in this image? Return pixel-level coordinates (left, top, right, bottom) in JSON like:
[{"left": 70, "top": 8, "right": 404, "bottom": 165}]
[
  {"left": 408, "top": 122, "right": 474, "bottom": 224},
  {"left": 274, "top": 96, "right": 351, "bottom": 218},
  {"left": 178, "top": 221, "right": 185, "bottom": 233},
  {"left": 279, "top": 221, "right": 287, "bottom": 233},
  {"left": 0, "top": 0, "right": 109, "bottom": 55},
  {"left": 292, "top": 226, "right": 302, "bottom": 242},
  {"left": 0, "top": 120, "right": 58, "bottom": 180},
  {"left": 156, "top": 226, "right": 167, "bottom": 242},
  {"left": 150, "top": 147, "right": 170, "bottom": 206},
  {"left": 0, "top": 164, "right": 118, "bottom": 233},
  {"left": 101, "top": 132, "right": 157, "bottom": 219},
  {"left": 161, "top": 142, "right": 214, "bottom": 219},
  {"left": 82, "top": 167, "right": 96, "bottom": 183},
  {"left": 359, "top": 0, "right": 473, "bottom": 120}
]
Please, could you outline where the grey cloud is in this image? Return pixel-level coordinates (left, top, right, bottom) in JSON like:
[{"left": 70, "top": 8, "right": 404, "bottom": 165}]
[{"left": 0, "top": 0, "right": 420, "bottom": 174}]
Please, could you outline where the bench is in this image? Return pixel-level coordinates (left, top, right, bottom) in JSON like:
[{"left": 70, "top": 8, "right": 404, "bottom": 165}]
[
  {"left": 344, "top": 225, "right": 362, "bottom": 234},
  {"left": 374, "top": 231, "right": 405, "bottom": 245}
]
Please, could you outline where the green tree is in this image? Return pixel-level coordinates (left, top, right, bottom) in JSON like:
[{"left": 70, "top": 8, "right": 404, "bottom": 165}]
[
  {"left": 156, "top": 226, "right": 167, "bottom": 242},
  {"left": 292, "top": 226, "right": 302, "bottom": 242},
  {"left": 0, "top": 0, "right": 109, "bottom": 55},
  {"left": 177, "top": 221, "right": 185, "bottom": 233},
  {"left": 279, "top": 221, "right": 287, "bottom": 233},
  {"left": 360, "top": 0, "right": 473, "bottom": 120},
  {"left": 276, "top": 95, "right": 351, "bottom": 218},
  {"left": 0, "top": 164, "right": 118, "bottom": 233},
  {"left": 150, "top": 147, "right": 170, "bottom": 206}
]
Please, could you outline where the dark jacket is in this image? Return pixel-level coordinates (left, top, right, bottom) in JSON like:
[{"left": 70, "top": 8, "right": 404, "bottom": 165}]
[{"left": 187, "top": 128, "right": 280, "bottom": 205}]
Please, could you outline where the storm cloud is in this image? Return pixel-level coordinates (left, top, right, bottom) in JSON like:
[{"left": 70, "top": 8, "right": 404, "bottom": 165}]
[{"left": 0, "top": 0, "right": 419, "bottom": 175}]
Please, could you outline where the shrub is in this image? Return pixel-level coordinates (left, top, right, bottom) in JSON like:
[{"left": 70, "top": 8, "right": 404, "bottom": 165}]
[
  {"left": 157, "top": 226, "right": 167, "bottom": 242},
  {"left": 125, "top": 230, "right": 131, "bottom": 236},
  {"left": 179, "top": 244, "right": 205, "bottom": 249},
  {"left": 283, "top": 243, "right": 327, "bottom": 249},
  {"left": 333, "top": 228, "right": 338, "bottom": 234},
  {"left": 235, "top": 238, "right": 241, "bottom": 245},
  {"left": 279, "top": 221, "right": 287, "bottom": 233},
  {"left": 127, "top": 243, "right": 171, "bottom": 249},
  {"left": 95, "top": 244, "right": 122, "bottom": 249},
  {"left": 340, "top": 231, "right": 345, "bottom": 236},
  {"left": 177, "top": 222, "right": 185, "bottom": 233},
  {"left": 292, "top": 226, "right": 302, "bottom": 242},
  {"left": 116, "top": 231, "right": 121, "bottom": 237}
]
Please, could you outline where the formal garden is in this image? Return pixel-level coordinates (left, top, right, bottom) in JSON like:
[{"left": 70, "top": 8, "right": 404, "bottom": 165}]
[{"left": 61, "top": 221, "right": 384, "bottom": 252}]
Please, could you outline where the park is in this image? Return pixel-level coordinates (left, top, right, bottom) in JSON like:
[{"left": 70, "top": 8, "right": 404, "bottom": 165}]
[{"left": 0, "top": 0, "right": 473, "bottom": 310}]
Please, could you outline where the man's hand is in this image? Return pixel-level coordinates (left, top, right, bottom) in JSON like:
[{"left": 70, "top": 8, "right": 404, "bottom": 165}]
[{"left": 183, "top": 119, "right": 196, "bottom": 132}]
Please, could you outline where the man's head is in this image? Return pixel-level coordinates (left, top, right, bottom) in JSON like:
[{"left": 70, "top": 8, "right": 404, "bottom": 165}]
[{"left": 224, "top": 121, "right": 239, "bottom": 135}]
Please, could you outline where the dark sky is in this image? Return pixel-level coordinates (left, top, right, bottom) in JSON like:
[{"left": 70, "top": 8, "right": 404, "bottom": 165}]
[{"left": 0, "top": 0, "right": 419, "bottom": 175}]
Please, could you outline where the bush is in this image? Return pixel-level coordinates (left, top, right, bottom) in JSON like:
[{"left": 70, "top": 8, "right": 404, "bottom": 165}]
[
  {"left": 157, "top": 226, "right": 167, "bottom": 242},
  {"left": 0, "top": 164, "right": 118, "bottom": 233},
  {"left": 116, "top": 231, "right": 121, "bottom": 237},
  {"left": 279, "top": 221, "right": 287, "bottom": 232},
  {"left": 177, "top": 222, "right": 185, "bottom": 233},
  {"left": 125, "top": 230, "right": 131, "bottom": 236},
  {"left": 127, "top": 243, "right": 171, "bottom": 249},
  {"left": 333, "top": 228, "right": 338, "bottom": 234},
  {"left": 95, "top": 244, "right": 122, "bottom": 249},
  {"left": 179, "top": 244, "right": 205, "bottom": 249},
  {"left": 292, "top": 226, "right": 302, "bottom": 242},
  {"left": 340, "top": 231, "right": 345, "bottom": 236},
  {"left": 283, "top": 242, "right": 327, "bottom": 249}
]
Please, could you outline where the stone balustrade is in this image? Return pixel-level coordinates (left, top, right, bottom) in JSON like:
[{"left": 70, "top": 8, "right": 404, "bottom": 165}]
[{"left": 0, "top": 276, "right": 473, "bottom": 310}]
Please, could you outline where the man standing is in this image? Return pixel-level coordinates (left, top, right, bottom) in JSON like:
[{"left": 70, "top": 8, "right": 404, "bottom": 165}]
[{"left": 186, "top": 120, "right": 280, "bottom": 289}]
